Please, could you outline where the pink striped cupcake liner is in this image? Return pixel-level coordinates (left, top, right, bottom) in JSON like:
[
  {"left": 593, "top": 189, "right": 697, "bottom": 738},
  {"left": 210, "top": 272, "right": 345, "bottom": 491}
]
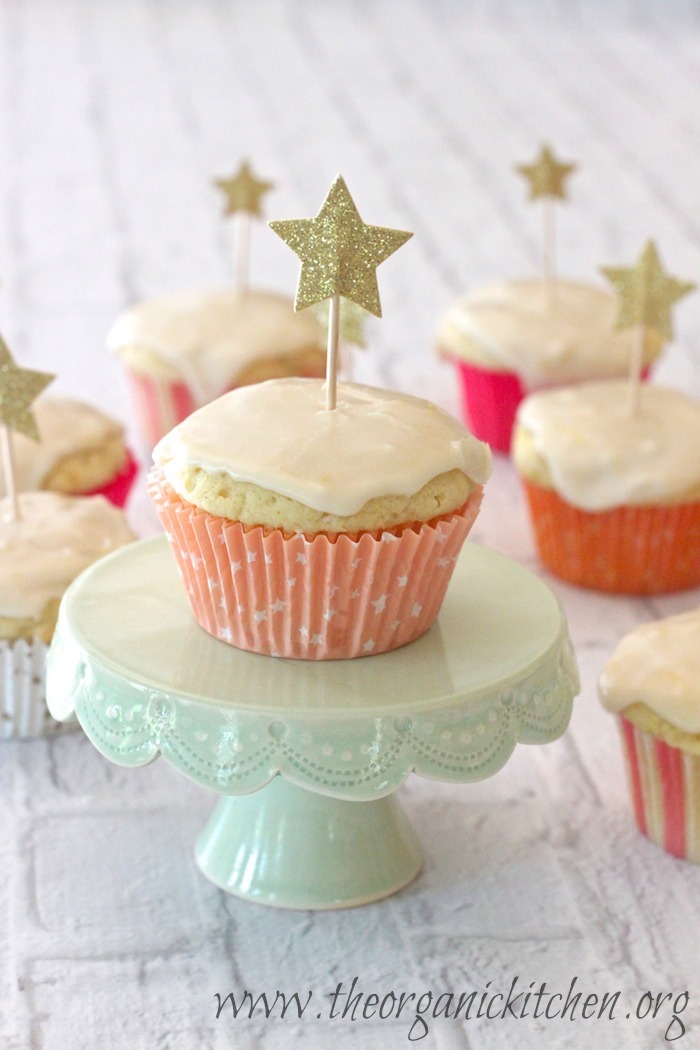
[
  {"left": 149, "top": 469, "right": 483, "bottom": 660},
  {"left": 124, "top": 368, "right": 196, "bottom": 448},
  {"left": 618, "top": 714, "right": 700, "bottom": 862}
]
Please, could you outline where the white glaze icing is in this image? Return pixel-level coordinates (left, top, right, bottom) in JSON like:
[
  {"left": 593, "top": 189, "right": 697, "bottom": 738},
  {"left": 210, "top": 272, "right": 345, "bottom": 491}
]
[
  {"left": 108, "top": 288, "right": 325, "bottom": 404},
  {"left": 154, "top": 378, "right": 492, "bottom": 516},
  {"left": 437, "top": 278, "right": 652, "bottom": 385},
  {"left": 0, "top": 397, "right": 125, "bottom": 497},
  {"left": 599, "top": 609, "right": 700, "bottom": 732},
  {"left": 0, "top": 492, "right": 136, "bottom": 619},
  {"left": 516, "top": 381, "right": 700, "bottom": 510}
]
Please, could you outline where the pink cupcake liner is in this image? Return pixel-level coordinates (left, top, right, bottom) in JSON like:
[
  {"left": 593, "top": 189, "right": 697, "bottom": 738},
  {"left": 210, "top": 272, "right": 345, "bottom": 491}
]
[
  {"left": 149, "top": 470, "right": 483, "bottom": 660},
  {"left": 124, "top": 368, "right": 196, "bottom": 448},
  {"left": 80, "top": 448, "right": 139, "bottom": 508},
  {"left": 450, "top": 359, "right": 653, "bottom": 456},
  {"left": 454, "top": 360, "right": 524, "bottom": 454},
  {"left": 618, "top": 715, "right": 700, "bottom": 862}
]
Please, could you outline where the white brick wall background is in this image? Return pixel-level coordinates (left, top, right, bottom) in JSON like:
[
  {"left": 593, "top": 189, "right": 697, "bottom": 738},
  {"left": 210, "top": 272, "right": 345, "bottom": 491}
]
[{"left": 1, "top": 1, "right": 700, "bottom": 1047}]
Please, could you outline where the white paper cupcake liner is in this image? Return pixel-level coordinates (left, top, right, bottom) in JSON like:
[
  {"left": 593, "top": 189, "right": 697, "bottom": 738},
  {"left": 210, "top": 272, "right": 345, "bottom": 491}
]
[{"left": 1, "top": 638, "right": 78, "bottom": 740}]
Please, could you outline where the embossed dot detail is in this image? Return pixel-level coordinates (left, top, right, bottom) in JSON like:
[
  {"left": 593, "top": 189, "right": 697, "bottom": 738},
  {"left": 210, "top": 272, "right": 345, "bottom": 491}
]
[{"left": 268, "top": 721, "right": 287, "bottom": 741}]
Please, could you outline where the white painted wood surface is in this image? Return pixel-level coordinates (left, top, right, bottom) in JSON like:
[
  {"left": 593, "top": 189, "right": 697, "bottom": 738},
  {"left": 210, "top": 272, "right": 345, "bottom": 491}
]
[{"left": 1, "top": 1, "right": 699, "bottom": 1047}]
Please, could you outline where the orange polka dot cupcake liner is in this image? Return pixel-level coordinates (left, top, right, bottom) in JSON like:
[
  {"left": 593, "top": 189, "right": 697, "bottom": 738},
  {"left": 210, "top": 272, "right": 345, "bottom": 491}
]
[
  {"left": 149, "top": 469, "right": 483, "bottom": 660},
  {"left": 521, "top": 479, "right": 700, "bottom": 594}
]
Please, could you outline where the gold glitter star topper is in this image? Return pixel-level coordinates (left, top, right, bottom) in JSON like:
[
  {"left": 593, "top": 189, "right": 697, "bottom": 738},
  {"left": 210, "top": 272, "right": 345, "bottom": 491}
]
[
  {"left": 516, "top": 144, "right": 576, "bottom": 201},
  {"left": 213, "top": 160, "right": 275, "bottom": 293},
  {"left": 601, "top": 240, "right": 695, "bottom": 340},
  {"left": 516, "top": 144, "right": 577, "bottom": 287},
  {"left": 269, "top": 175, "right": 412, "bottom": 408},
  {"left": 214, "top": 160, "right": 274, "bottom": 218},
  {"left": 0, "top": 334, "right": 55, "bottom": 520},
  {"left": 601, "top": 241, "right": 695, "bottom": 411}
]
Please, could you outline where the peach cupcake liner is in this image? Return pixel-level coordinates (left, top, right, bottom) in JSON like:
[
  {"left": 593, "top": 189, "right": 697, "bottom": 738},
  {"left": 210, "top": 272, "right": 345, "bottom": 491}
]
[
  {"left": 149, "top": 470, "right": 483, "bottom": 660},
  {"left": 124, "top": 368, "right": 197, "bottom": 448},
  {"left": 521, "top": 479, "right": 700, "bottom": 594},
  {"left": 1, "top": 638, "right": 78, "bottom": 740},
  {"left": 81, "top": 448, "right": 139, "bottom": 509},
  {"left": 618, "top": 714, "right": 700, "bottom": 863}
]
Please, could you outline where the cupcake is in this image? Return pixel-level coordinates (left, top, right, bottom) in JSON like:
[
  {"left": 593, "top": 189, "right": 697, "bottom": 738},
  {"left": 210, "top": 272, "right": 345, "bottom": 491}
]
[
  {"left": 0, "top": 492, "right": 136, "bottom": 738},
  {"left": 149, "top": 377, "right": 491, "bottom": 660},
  {"left": 436, "top": 278, "right": 660, "bottom": 453},
  {"left": 599, "top": 609, "right": 700, "bottom": 862},
  {"left": 0, "top": 396, "right": 138, "bottom": 508},
  {"left": 108, "top": 289, "right": 326, "bottom": 447},
  {"left": 512, "top": 380, "right": 700, "bottom": 594}
]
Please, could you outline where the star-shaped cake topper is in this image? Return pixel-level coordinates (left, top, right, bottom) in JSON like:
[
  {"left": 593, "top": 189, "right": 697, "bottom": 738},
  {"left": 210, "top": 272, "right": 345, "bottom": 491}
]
[
  {"left": 214, "top": 160, "right": 274, "bottom": 218},
  {"left": 516, "top": 144, "right": 577, "bottom": 200},
  {"left": 601, "top": 240, "right": 695, "bottom": 340},
  {"left": 0, "top": 335, "right": 54, "bottom": 441},
  {"left": 269, "top": 175, "right": 412, "bottom": 317}
]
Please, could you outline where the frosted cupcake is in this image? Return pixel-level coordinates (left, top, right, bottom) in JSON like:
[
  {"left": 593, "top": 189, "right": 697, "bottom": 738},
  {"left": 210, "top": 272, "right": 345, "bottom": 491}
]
[
  {"left": 0, "top": 396, "right": 137, "bottom": 508},
  {"left": 599, "top": 609, "right": 700, "bottom": 862},
  {"left": 436, "top": 278, "right": 660, "bottom": 453},
  {"left": 149, "top": 377, "right": 491, "bottom": 660},
  {"left": 0, "top": 493, "right": 136, "bottom": 738},
  {"left": 108, "top": 289, "right": 326, "bottom": 447},
  {"left": 512, "top": 381, "right": 700, "bottom": 593}
]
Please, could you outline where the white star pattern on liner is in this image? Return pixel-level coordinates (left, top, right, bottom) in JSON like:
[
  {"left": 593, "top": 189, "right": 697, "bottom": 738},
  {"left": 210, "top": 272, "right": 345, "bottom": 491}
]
[
  {"left": 351, "top": 589, "right": 360, "bottom": 599},
  {"left": 397, "top": 574, "right": 408, "bottom": 587},
  {"left": 220, "top": 628, "right": 233, "bottom": 642},
  {"left": 270, "top": 598, "right": 286, "bottom": 613},
  {"left": 391, "top": 620, "right": 402, "bottom": 630},
  {"left": 231, "top": 561, "right": 242, "bottom": 574},
  {"left": 435, "top": 531, "right": 448, "bottom": 545},
  {"left": 254, "top": 610, "right": 267, "bottom": 623},
  {"left": 351, "top": 558, "right": 362, "bottom": 570},
  {"left": 208, "top": 577, "right": 220, "bottom": 589},
  {"left": 372, "top": 594, "right": 387, "bottom": 613},
  {"left": 247, "top": 551, "right": 257, "bottom": 563},
  {"left": 164, "top": 531, "right": 174, "bottom": 542},
  {"left": 362, "top": 639, "right": 376, "bottom": 652},
  {"left": 437, "top": 557, "right": 450, "bottom": 567},
  {"left": 264, "top": 553, "right": 273, "bottom": 564},
  {"left": 410, "top": 603, "right": 422, "bottom": 618},
  {"left": 218, "top": 596, "right": 227, "bottom": 610},
  {"left": 329, "top": 584, "right": 339, "bottom": 596},
  {"left": 237, "top": 603, "right": 245, "bottom": 613},
  {"left": 299, "top": 625, "right": 309, "bottom": 638},
  {"left": 296, "top": 553, "right": 307, "bottom": 565},
  {"left": 323, "top": 608, "right": 337, "bottom": 621},
  {"left": 310, "top": 633, "right": 323, "bottom": 646},
  {"left": 287, "top": 577, "right": 297, "bottom": 587},
  {"left": 217, "top": 533, "right": 227, "bottom": 546}
]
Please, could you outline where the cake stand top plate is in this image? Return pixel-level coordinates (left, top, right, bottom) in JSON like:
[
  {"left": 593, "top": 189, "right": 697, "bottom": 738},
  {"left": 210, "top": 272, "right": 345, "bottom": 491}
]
[{"left": 47, "top": 537, "right": 579, "bottom": 799}]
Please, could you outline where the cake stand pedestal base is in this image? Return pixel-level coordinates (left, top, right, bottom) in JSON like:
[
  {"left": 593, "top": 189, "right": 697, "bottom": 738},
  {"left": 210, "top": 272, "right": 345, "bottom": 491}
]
[
  {"left": 196, "top": 777, "right": 422, "bottom": 908},
  {"left": 47, "top": 537, "right": 579, "bottom": 910}
]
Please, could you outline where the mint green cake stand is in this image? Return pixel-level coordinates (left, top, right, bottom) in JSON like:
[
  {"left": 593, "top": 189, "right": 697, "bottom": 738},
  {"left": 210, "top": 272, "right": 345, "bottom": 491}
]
[{"left": 46, "top": 537, "right": 578, "bottom": 910}]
